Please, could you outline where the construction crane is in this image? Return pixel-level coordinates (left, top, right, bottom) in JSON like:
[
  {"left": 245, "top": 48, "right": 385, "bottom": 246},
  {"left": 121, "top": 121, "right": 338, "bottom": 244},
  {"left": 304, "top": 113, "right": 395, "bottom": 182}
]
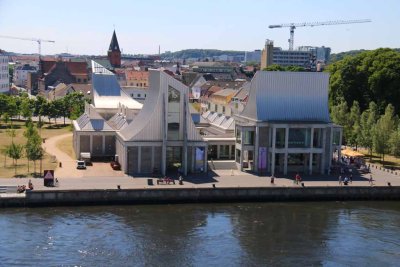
[
  {"left": 0, "top": 35, "right": 55, "bottom": 58},
  {"left": 269, "top": 19, "right": 371, "bottom": 50}
]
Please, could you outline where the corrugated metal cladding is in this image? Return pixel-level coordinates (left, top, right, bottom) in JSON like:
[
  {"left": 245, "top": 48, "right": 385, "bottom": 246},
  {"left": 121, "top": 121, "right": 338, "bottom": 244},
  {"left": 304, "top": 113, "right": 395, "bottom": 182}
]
[
  {"left": 120, "top": 70, "right": 163, "bottom": 141},
  {"left": 240, "top": 71, "right": 331, "bottom": 122},
  {"left": 119, "top": 70, "right": 203, "bottom": 142}
]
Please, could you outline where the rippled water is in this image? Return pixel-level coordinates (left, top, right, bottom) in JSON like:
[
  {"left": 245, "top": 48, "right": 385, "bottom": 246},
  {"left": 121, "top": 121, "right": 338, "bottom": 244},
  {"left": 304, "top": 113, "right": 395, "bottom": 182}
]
[{"left": 0, "top": 202, "right": 400, "bottom": 266}]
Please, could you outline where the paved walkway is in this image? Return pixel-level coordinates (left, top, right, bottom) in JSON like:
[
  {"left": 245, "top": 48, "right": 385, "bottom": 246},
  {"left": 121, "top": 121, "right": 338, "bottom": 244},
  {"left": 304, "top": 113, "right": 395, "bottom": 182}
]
[{"left": 0, "top": 133, "right": 398, "bottom": 192}]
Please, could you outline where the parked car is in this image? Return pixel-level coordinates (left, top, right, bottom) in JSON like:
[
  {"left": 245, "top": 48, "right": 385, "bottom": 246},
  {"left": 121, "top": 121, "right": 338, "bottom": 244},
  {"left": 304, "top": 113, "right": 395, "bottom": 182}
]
[{"left": 76, "top": 160, "right": 86, "bottom": 169}]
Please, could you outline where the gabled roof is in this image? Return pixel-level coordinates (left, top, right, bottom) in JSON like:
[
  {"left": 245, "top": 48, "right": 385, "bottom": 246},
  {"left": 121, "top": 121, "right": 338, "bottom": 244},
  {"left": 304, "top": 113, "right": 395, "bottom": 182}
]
[
  {"left": 238, "top": 71, "right": 331, "bottom": 122},
  {"left": 108, "top": 30, "right": 121, "bottom": 52},
  {"left": 75, "top": 105, "right": 114, "bottom": 131}
]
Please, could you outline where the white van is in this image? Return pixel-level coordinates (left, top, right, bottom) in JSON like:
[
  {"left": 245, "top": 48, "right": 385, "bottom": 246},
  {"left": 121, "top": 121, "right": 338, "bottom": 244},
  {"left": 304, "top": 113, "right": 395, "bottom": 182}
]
[{"left": 76, "top": 160, "right": 86, "bottom": 169}]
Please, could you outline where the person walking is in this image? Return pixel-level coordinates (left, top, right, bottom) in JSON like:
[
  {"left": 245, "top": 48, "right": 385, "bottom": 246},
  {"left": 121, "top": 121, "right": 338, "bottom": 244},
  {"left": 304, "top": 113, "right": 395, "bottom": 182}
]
[
  {"left": 270, "top": 175, "right": 275, "bottom": 184},
  {"left": 349, "top": 174, "right": 353, "bottom": 184},
  {"left": 295, "top": 173, "right": 301, "bottom": 185},
  {"left": 369, "top": 174, "right": 373, "bottom": 186},
  {"left": 338, "top": 175, "right": 342, "bottom": 186}
]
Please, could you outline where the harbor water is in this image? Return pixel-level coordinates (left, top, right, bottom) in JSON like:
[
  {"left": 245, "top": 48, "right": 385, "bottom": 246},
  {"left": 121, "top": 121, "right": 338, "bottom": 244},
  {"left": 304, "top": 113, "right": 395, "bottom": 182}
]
[{"left": 0, "top": 201, "right": 399, "bottom": 266}]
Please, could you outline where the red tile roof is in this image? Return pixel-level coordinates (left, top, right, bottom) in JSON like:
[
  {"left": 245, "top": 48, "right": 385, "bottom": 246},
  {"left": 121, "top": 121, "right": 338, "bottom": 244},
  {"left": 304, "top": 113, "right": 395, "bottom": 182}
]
[{"left": 125, "top": 70, "right": 149, "bottom": 80}]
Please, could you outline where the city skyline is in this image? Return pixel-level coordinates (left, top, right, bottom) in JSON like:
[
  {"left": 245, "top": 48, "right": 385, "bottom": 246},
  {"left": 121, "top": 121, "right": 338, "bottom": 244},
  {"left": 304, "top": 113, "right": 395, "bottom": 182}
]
[{"left": 0, "top": 0, "right": 399, "bottom": 55}]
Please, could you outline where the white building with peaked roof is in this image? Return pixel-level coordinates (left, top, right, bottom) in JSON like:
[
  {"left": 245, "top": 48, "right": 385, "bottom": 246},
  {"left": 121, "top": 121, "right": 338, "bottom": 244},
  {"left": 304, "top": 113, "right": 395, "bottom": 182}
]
[
  {"left": 73, "top": 61, "right": 207, "bottom": 176},
  {"left": 234, "top": 71, "right": 342, "bottom": 175}
]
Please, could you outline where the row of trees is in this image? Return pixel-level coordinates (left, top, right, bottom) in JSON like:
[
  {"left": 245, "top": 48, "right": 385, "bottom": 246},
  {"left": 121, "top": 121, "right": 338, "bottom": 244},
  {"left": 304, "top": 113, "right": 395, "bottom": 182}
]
[
  {"left": 331, "top": 99, "right": 400, "bottom": 163},
  {"left": 0, "top": 92, "right": 87, "bottom": 126},
  {"left": 3, "top": 122, "right": 44, "bottom": 175}
]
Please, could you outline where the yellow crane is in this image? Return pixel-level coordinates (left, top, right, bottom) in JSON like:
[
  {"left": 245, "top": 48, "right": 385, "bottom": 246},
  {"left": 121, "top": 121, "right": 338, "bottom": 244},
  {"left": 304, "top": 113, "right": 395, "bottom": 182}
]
[
  {"left": 0, "top": 35, "right": 55, "bottom": 58},
  {"left": 269, "top": 19, "right": 371, "bottom": 50}
]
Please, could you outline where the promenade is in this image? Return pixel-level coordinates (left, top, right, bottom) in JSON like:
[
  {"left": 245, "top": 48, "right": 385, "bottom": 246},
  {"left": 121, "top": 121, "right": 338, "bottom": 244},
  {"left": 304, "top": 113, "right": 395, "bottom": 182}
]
[{"left": 1, "top": 133, "right": 399, "bottom": 192}]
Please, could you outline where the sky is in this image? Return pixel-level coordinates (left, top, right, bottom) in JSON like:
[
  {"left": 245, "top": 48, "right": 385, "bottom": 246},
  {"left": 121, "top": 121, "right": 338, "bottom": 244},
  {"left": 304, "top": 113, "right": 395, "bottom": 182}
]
[{"left": 0, "top": 0, "right": 399, "bottom": 55}]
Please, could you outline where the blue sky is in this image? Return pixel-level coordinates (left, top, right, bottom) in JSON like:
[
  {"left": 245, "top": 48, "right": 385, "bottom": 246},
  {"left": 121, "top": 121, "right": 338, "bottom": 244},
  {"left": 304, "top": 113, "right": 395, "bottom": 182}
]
[{"left": 0, "top": 0, "right": 398, "bottom": 55}]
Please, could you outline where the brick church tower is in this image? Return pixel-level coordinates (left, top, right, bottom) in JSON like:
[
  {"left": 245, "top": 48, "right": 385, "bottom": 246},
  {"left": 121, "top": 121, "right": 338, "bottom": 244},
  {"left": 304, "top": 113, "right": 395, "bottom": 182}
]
[{"left": 107, "top": 30, "right": 121, "bottom": 68}]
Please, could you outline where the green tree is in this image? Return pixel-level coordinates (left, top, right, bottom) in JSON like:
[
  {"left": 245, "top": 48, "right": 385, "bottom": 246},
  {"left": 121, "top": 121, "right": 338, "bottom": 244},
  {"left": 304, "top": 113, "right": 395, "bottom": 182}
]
[
  {"left": 328, "top": 48, "right": 400, "bottom": 113},
  {"left": 360, "top": 102, "right": 378, "bottom": 157},
  {"left": 6, "top": 142, "right": 24, "bottom": 175},
  {"left": 330, "top": 97, "right": 350, "bottom": 143},
  {"left": 390, "top": 126, "right": 400, "bottom": 157},
  {"left": 20, "top": 97, "right": 34, "bottom": 120},
  {"left": 24, "top": 122, "right": 44, "bottom": 175},
  {"left": 373, "top": 104, "right": 397, "bottom": 164},
  {"left": 348, "top": 101, "right": 361, "bottom": 148},
  {"left": 262, "top": 64, "right": 285, "bottom": 71}
]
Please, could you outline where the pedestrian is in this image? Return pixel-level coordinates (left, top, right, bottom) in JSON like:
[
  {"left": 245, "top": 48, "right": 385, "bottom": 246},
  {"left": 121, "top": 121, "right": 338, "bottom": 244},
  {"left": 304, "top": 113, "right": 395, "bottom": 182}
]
[
  {"left": 179, "top": 175, "right": 183, "bottom": 185},
  {"left": 369, "top": 174, "right": 373, "bottom": 186},
  {"left": 270, "top": 175, "right": 275, "bottom": 184},
  {"left": 295, "top": 173, "right": 301, "bottom": 185},
  {"left": 349, "top": 174, "right": 353, "bottom": 184},
  {"left": 344, "top": 176, "right": 349, "bottom": 186},
  {"left": 338, "top": 175, "right": 342, "bottom": 186}
]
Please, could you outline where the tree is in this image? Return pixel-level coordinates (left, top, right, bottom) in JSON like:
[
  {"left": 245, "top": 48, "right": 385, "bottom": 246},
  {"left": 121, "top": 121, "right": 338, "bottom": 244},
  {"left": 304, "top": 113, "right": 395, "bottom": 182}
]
[
  {"left": 328, "top": 48, "right": 400, "bottom": 113},
  {"left": 373, "top": 104, "right": 397, "bottom": 164},
  {"left": 24, "top": 121, "right": 44, "bottom": 174},
  {"left": 20, "top": 97, "right": 34, "bottom": 120},
  {"left": 348, "top": 101, "right": 361, "bottom": 148},
  {"left": 390, "top": 126, "right": 400, "bottom": 157},
  {"left": 360, "top": 102, "right": 378, "bottom": 157},
  {"left": 6, "top": 142, "right": 24, "bottom": 175},
  {"left": 330, "top": 97, "right": 350, "bottom": 143},
  {"left": 262, "top": 64, "right": 285, "bottom": 71},
  {"left": 34, "top": 96, "right": 48, "bottom": 124}
]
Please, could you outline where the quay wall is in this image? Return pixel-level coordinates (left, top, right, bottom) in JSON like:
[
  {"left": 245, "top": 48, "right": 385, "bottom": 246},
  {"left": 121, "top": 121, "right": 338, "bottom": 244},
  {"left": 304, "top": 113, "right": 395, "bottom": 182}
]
[{"left": 1, "top": 186, "right": 400, "bottom": 207}]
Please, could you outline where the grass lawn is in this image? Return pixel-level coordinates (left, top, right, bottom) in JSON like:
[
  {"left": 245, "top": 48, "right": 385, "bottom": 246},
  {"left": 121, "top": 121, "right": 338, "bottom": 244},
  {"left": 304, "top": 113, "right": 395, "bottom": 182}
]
[
  {"left": 0, "top": 120, "right": 71, "bottom": 178},
  {"left": 56, "top": 134, "right": 75, "bottom": 160},
  {"left": 357, "top": 148, "right": 400, "bottom": 170}
]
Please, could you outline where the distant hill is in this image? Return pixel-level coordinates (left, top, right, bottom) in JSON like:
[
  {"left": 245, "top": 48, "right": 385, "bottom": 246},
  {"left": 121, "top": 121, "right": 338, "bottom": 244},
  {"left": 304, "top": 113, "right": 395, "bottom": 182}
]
[
  {"left": 161, "top": 49, "right": 245, "bottom": 60},
  {"left": 329, "top": 48, "right": 400, "bottom": 63}
]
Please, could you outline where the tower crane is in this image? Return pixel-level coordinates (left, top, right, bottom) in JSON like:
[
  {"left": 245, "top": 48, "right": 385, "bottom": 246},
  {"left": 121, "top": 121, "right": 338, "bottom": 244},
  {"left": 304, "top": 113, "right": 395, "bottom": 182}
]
[
  {"left": 0, "top": 35, "right": 55, "bottom": 58},
  {"left": 269, "top": 19, "right": 371, "bottom": 50}
]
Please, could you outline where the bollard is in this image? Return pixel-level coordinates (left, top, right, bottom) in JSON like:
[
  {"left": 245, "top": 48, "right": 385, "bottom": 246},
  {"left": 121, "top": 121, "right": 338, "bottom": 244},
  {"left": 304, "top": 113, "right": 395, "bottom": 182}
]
[
  {"left": 212, "top": 184, "right": 216, "bottom": 188},
  {"left": 117, "top": 185, "right": 121, "bottom": 190},
  {"left": 301, "top": 182, "right": 305, "bottom": 187},
  {"left": 230, "top": 169, "right": 234, "bottom": 176},
  {"left": 59, "top": 162, "right": 62, "bottom": 168},
  {"left": 388, "top": 182, "right": 391, "bottom": 186}
]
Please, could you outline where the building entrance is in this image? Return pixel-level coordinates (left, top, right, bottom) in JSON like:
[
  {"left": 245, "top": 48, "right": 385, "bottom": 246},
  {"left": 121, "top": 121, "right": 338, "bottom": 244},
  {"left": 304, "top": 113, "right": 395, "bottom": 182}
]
[{"left": 166, "top": 146, "right": 182, "bottom": 172}]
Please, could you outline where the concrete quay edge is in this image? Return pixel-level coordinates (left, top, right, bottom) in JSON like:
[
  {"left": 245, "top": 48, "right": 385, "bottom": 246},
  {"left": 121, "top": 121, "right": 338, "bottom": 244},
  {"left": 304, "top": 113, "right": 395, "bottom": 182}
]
[{"left": 1, "top": 186, "right": 400, "bottom": 208}]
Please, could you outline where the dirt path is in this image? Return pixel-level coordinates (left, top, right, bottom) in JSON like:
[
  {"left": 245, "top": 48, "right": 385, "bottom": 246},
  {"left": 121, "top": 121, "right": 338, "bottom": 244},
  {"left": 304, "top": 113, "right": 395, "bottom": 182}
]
[{"left": 42, "top": 133, "right": 83, "bottom": 178}]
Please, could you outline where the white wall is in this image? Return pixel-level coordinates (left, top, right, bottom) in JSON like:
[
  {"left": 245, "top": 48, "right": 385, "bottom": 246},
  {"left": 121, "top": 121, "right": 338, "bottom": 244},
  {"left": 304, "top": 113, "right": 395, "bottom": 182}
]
[{"left": 0, "top": 55, "right": 9, "bottom": 93}]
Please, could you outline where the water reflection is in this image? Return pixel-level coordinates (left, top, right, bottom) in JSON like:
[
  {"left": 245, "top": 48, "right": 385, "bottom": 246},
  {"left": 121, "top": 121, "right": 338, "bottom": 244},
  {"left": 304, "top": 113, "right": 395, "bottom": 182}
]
[{"left": 0, "top": 202, "right": 399, "bottom": 266}]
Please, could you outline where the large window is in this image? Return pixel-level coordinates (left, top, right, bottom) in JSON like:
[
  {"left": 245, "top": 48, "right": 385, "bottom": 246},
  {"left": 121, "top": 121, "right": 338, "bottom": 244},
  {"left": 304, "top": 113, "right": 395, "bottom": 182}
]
[
  {"left": 243, "top": 131, "right": 254, "bottom": 145},
  {"left": 167, "top": 86, "right": 181, "bottom": 140},
  {"left": 288, "top": 128, "right": 311, "bottom": 148},
  {"left": 275, "top": 128, "right": 286, "bottom": 148},
  {"left": 313, "top": 128, "right": 323, "bottom": 148}
]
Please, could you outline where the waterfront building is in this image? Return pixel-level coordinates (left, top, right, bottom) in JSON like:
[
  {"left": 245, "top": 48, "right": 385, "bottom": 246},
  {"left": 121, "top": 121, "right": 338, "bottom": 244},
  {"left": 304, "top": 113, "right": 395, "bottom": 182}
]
[
  {"left": 234, "top": 71, "right": 342, "bottom": 175},
  {"left": 0, "top": 51, "right": 9, "bottom": 93},
  {"left": 73, "top": 61, "right": 207, "bottom": 176}
]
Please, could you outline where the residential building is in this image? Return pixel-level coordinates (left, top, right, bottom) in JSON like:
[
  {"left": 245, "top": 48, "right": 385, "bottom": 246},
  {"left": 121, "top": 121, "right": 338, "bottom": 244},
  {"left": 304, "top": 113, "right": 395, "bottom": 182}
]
[
  {"left": 39, "top": 59, "right": 89, "bottom": 91},
  {"left": 234, "top": 71, "right": 342, "bottom": 175},
  {"left": 125, "top": 70, "right": 149, "bottom": 87},
  {"left": 191, "top": 62, "right": 234, "bottom": 80},
  {"left": 207, "top": 88, "right": 236, "bottom": 116},
  {"left": 13, "top": 64, "right": 37, "bottom": 87},
  {"left": 0, "top": 51, "right": 9, "bottom": 93}
]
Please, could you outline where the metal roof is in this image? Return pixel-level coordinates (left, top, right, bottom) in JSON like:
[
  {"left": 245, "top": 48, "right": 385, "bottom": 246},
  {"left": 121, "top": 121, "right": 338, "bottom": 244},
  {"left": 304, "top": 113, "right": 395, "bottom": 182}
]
[
  {"left": 91, "top": 60, "right": 142, "bottom": 110},
  {"left": 238, "top": 71, "right": 331, "bottom": 122}
]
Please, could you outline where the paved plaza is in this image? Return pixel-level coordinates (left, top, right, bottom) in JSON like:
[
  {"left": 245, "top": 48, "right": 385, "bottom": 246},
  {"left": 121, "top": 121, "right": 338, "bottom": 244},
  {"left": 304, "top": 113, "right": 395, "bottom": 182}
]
[{"left": 1, "top": 133, "right": 400, "bottom": 192}]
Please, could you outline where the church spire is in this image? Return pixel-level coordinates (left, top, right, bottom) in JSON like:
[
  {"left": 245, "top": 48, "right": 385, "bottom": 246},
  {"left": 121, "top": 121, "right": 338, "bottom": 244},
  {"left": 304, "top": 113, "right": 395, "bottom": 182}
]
[{"left": 108, "top": 30, "right": 120, "bottom": 52}]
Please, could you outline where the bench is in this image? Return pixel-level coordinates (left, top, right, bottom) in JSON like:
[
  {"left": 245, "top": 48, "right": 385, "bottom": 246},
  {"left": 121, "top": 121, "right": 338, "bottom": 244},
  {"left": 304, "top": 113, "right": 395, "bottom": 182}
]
[{"left": 156, "top": 178, "right": 175, "bottom": 185}]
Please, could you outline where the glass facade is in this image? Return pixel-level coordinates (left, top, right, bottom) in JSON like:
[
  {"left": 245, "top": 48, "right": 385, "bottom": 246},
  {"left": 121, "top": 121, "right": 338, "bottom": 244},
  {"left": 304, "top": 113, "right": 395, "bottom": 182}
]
[
  {"left": 167, "top": 86, "right": 181, "bottom": 140},
  {"left": 288, "top": 128, "right": 311, "bottom": 148},
  {"left": 275, "top": 128, "right": 286, "bottom": 148},
  {"left": 243, "top": 131, "right": 254, "bottom": 145}
]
